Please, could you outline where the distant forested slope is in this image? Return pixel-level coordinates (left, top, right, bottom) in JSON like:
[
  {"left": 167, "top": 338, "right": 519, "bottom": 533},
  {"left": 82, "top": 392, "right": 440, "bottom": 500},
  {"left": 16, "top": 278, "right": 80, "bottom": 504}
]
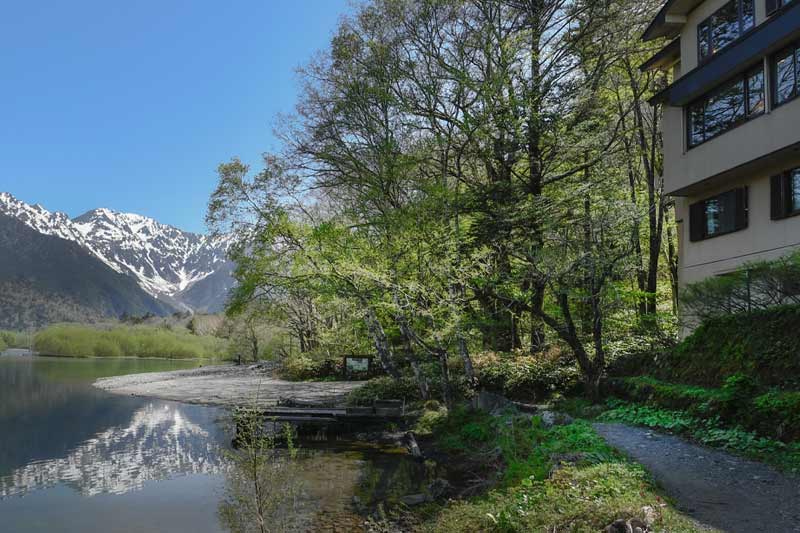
[{"left": 0, "top": 214, "right": 174, "bottom": 328}]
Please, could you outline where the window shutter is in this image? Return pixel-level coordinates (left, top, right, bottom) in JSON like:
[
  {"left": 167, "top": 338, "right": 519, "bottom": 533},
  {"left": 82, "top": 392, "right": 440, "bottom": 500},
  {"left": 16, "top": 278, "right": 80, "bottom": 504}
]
[
  {"left": 734, "top": 187, "right": 749, "bottom": 230},
  {"left": 771, "top": 174, "right": 787, "bottom": 219},
  {"left": 689, "top": 201, "right": 705, "bottom": 242},
  {"left": 767, "top": 0, "right": 780, "bottom": 15}
]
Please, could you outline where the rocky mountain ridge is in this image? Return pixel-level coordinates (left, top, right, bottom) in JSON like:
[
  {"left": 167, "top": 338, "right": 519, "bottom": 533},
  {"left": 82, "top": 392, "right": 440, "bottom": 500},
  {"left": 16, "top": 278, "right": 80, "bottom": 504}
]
[{"left": 0, "top": 192, "right": 235, "bottom": 313}]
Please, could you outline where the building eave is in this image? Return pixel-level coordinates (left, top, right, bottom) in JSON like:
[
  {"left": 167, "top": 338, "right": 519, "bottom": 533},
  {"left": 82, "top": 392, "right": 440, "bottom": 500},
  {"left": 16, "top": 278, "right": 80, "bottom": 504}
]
[
  {"left": 658, "top": 2, "right": 800, "bottom": 107},
  {"left": 640, "top": 38, "right": 682, "bottom": 72},
  {"left": 643, "top": 0, "right": 703, "bottom": 42}
]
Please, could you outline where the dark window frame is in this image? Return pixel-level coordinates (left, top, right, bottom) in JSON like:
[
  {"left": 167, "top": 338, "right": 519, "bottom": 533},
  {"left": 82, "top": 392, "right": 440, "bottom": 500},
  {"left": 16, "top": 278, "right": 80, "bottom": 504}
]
[
  {"left": 771, "top": 41, "right": 800, "bottom": 108},
  {"left": 771, "top": 167, "right": 800, "bottom": 219},
  {"left": 689, "top": 187, "right": 749, "bottom": 242},
  {"left": 686, "top": 65, "right": 765, "bottom": 149},
  {"left": 767, "top": 0, "right": 797, "bottom": 17},
  {"left": 697, "top": 0, "right": 756, "bottom": 62}
]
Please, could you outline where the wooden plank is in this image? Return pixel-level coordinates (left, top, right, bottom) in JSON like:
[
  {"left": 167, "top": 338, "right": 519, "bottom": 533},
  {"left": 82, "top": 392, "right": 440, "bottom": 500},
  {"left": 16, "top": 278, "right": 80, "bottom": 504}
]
[{"left": 263, "top": 408, "right": 347, "bottom": 416}]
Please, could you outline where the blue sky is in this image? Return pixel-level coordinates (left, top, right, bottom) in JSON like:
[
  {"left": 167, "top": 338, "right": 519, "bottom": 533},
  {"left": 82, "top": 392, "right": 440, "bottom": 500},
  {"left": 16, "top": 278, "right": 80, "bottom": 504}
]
[{"left": 0, "top": 0, "right": 350, "bottom": 233}]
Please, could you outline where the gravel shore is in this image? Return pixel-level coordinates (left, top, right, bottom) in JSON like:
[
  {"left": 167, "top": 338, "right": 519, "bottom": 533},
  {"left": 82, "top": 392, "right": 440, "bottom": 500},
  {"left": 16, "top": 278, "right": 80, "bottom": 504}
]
[{"left": 94, "top": 364, "right": 363, "bottom": 407}]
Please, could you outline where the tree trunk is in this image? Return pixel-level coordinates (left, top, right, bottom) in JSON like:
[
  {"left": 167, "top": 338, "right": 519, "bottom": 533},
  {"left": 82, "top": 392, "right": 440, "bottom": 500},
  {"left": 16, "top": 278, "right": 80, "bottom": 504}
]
[
  {"left": 363, "top": 305, "right": 401, "bottom": 380},
  {"left": 437, "top": 348, "right": 453, "bottom": 409}
]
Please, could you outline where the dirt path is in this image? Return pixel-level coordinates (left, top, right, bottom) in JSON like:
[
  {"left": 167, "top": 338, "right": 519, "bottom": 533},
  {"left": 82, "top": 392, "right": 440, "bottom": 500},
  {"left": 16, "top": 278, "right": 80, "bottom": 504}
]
[
  {"left": 594, "top": 423, "right": 800, "bottom": 533},
  {"left": 94, "top": 364, "right": 363, "bottom": 408}
]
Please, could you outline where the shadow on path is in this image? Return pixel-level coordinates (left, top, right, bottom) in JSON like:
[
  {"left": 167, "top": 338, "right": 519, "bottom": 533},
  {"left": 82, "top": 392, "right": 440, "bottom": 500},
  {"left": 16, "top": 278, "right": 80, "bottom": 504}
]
[{"left": 594, "top": 423, "right": 800, "bottom": 533}]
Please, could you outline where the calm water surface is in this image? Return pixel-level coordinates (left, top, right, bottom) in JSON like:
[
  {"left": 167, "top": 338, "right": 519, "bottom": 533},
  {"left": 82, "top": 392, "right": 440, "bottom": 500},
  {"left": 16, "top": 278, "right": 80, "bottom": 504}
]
[{"left": 0, "top": 356, "right": 427, "bottom": 532}]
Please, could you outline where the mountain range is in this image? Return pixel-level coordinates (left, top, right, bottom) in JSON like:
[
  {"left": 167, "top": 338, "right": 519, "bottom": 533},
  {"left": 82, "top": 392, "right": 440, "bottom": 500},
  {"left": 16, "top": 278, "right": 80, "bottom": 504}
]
[{"left": 0, "top": 192, "right": 235, "bottom": 328}]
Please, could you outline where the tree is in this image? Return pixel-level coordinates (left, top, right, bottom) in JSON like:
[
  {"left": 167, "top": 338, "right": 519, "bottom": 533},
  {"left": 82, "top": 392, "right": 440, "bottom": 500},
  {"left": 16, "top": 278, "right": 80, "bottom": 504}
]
[{"left": 207, "top": 0, "right": 671, "bottom": 403}]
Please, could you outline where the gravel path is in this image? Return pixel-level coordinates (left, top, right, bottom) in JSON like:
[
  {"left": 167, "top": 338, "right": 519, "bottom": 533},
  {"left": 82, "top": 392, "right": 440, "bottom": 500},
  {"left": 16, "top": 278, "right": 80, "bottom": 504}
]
[
  {"left": 94, "top": 364, "right": 363, "bottom": 408},
  {"left": 594, "top": 423, "right": 800, "bottom": 533}
]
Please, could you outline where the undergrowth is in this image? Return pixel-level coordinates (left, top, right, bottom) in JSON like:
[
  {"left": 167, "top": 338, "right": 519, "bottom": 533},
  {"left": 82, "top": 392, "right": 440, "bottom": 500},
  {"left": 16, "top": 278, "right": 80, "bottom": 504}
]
[
  {"left": 600, "top": 400, "right": 800, "bottom": 473},
  {"left": 423, "top": 408, "right": 708, "bottom": 532}
]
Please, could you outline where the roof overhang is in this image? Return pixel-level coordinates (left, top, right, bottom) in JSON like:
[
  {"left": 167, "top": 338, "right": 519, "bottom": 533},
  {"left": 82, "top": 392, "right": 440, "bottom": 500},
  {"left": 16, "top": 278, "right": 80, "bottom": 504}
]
[
  {"left": 640, "top": 38, "right": 681, "bottom": 72},
  {"left": 643, "top": 0, "right": 704, "bottom": 42},
  {"left": 654, "top": 2, "right": 800, "bottom": 106},
  {"left": 668, "top": 140, "right": 800, "bottom": 197}
]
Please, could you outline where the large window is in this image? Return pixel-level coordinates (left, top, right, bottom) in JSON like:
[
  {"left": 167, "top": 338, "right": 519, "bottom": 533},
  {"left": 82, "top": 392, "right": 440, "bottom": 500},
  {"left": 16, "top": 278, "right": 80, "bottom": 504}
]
[
  {"left": 771, "top": 167, "right": 800, "bottom": 219},
  {"left": 688, "top": 66, "right": 764, "bottom": 147},
  {"left": 772, "top": 42, "right": 800, "bottom": 106},
  {"left": 698, "top": 0, "right": 755, "bottom": 61},
  {"left": 689, "top": 188, "right": 748, "bottom": 241},
  {"left": 767, "top": 0, "right": 793, "bottom": 16}
]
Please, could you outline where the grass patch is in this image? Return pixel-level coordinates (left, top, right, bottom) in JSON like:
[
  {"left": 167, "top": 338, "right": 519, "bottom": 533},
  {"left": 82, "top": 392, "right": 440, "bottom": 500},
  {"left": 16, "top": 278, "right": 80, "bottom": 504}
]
[
  {"left": 423, "top": 409, "right": 708, "bottom": 532},
  {"left": 427, "top": 463, "right": 706, "bottom": 533},
  {"left": 33, "top": 323, "right": 228, "bottom": 359}
]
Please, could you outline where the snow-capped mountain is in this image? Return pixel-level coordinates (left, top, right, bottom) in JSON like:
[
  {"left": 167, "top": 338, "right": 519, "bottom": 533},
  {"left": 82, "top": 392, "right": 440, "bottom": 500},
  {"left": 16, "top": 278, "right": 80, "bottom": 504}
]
[{"left": 0, "top": 192, "right": 235, "bottom": 313}]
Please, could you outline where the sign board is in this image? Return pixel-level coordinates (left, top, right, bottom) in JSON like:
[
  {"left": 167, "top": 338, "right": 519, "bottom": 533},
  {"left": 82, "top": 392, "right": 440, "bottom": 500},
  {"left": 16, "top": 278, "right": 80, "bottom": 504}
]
[{"left": 344, "top": 356, "right": 371, "bottom": 376}]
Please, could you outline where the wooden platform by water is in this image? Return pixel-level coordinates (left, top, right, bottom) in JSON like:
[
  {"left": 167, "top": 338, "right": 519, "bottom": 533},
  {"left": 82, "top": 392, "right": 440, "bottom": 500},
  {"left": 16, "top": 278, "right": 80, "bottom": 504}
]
[{"left": 261, "top": 400, "right": 404, "bottom": 424}]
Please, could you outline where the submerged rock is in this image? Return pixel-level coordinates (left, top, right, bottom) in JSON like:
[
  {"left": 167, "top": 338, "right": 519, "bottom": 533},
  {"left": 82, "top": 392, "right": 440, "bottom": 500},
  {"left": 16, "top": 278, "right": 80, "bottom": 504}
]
[
  {"left": 539, "top": 410, "right": 574, "bottom": 428},
  {"left": 399, "top": 493, "right": 430, "bottom": 506}
]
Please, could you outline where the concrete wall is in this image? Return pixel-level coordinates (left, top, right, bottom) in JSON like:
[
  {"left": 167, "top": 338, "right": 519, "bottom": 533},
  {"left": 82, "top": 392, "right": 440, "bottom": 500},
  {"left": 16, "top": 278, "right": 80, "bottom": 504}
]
[
  {"left": 676, "top": 163, "right": 800, "bottom": 287},
  {"left": 663, "top": 93, "right": 800, "bottom": 195},
  {"left": 661, "top": 0, "right": 796, "bottom": 197}
]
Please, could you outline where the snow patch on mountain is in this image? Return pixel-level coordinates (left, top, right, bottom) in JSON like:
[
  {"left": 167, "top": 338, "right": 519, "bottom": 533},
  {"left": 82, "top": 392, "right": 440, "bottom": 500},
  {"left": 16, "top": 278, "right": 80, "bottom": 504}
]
[{"left": 0, "top": 192, "right": 235, "bottom": 311}]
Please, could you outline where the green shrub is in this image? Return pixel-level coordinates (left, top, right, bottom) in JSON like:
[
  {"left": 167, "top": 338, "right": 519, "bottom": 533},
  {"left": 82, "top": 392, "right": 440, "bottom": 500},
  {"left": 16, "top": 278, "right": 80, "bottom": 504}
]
[
  {"left": 751, "top": 390, "right": 800, "bottom": 441},
  {"left": 0, "top": 330, "right": 28, "bottom": 350},
  {"left": 681, "top": 250, "right": 800, "bottom": 320},
  {"left": 414, "top": 406, "right": 448, "bottom": 436},
  {"left": 607, "top": 375, "right": 800, "bottom": 442},
  {"left": 281, "top": 355, "right": 346, "bottom": 381},
  {"left": 346, "top": 376, "right": 420, "bottom": 406},
  {"left": 653, "top": 304, "right": 800, "bottom": 389},
  {"left": 473, "top": 349, "right": 581, "bottom": 401},
  {"left": 33, "top": 324, "right": 227, "bottom": 359}
]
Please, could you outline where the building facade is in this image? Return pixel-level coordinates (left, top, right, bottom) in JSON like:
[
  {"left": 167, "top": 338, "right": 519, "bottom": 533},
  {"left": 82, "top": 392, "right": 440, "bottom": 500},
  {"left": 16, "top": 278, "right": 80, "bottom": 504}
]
[{"left": 643, "top": 0, "right": 800, "bottom": 291}]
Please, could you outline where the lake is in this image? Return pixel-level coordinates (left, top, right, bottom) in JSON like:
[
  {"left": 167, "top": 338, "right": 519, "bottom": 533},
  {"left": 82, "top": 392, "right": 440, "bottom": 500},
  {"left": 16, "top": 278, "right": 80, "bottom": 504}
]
[{"left": 0, "top": 356, "right": 427, "bottom": 532}]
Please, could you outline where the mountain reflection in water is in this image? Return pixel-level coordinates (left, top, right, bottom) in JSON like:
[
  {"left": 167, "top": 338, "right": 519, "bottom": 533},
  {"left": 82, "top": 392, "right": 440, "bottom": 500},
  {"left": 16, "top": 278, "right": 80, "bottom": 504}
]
[
  {"left": 0, "top": 402, "right": 224, "bottom": 498},
  {"left": 0, "top": 356, "right": 226, "bottom": 501}
]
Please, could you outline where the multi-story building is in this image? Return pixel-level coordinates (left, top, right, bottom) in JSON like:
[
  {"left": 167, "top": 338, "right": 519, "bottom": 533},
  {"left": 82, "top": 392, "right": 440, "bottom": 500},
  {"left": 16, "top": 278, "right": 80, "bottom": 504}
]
[{"left": 642, "top": 0, "right": 800, "bottom": 296}]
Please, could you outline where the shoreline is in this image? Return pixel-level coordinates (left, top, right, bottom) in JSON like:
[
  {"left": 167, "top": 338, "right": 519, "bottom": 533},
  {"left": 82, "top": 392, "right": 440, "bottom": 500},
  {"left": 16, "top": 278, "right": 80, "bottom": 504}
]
[{"left": 93, "top": 364, "right": 364, "bottom": 408}]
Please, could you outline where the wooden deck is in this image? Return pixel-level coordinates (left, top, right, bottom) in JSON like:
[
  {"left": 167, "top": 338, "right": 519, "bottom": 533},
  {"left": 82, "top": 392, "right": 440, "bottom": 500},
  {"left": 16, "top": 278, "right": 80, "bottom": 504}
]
[{"left": 261, "top": 400, "right": 404, "bottom": 424}]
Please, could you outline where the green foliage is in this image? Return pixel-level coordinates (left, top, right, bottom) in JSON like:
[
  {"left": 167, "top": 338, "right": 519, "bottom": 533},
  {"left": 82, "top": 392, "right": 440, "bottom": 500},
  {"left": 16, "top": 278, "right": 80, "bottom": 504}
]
[
  {"left": 0, "top": 330, "right": 27, "bottom": 349},
  {"left": 413, "top": 406, "right": 449, "bottom": 437},
  {"left": 473, "top": 350, "right": 581, "bottom": 401},
  {"left": 425, "top": 413, "right": 706, "bottom": 533},
  {"left": 608, "top": 375, "right": 800, "bottom": 442},
  {"left": 427, "top": 407, "right": 619, "bottom": 487},
  {"left": 659, "top": 304, "right": 800, "bottom": 389},
  {"left": 681, "top": 250, "right": 800, "bottom": 321},
  {"left": 428, "top": 462, "right": 707, "bottom": 533},
  {"left": 33, "top": 324, "right": 228, "bottom": 359},
  {"left": 346, "top": 376, "right": 421, "bottom": 406},
  {"left": 280, "top": 354, "right": 344, "bottom": 381},
  {"left": 219, "top": 410, "right": 302, "bottom": 533},
  {"left": 600, "top": 400, "right": 800, "bottom": 472}
]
